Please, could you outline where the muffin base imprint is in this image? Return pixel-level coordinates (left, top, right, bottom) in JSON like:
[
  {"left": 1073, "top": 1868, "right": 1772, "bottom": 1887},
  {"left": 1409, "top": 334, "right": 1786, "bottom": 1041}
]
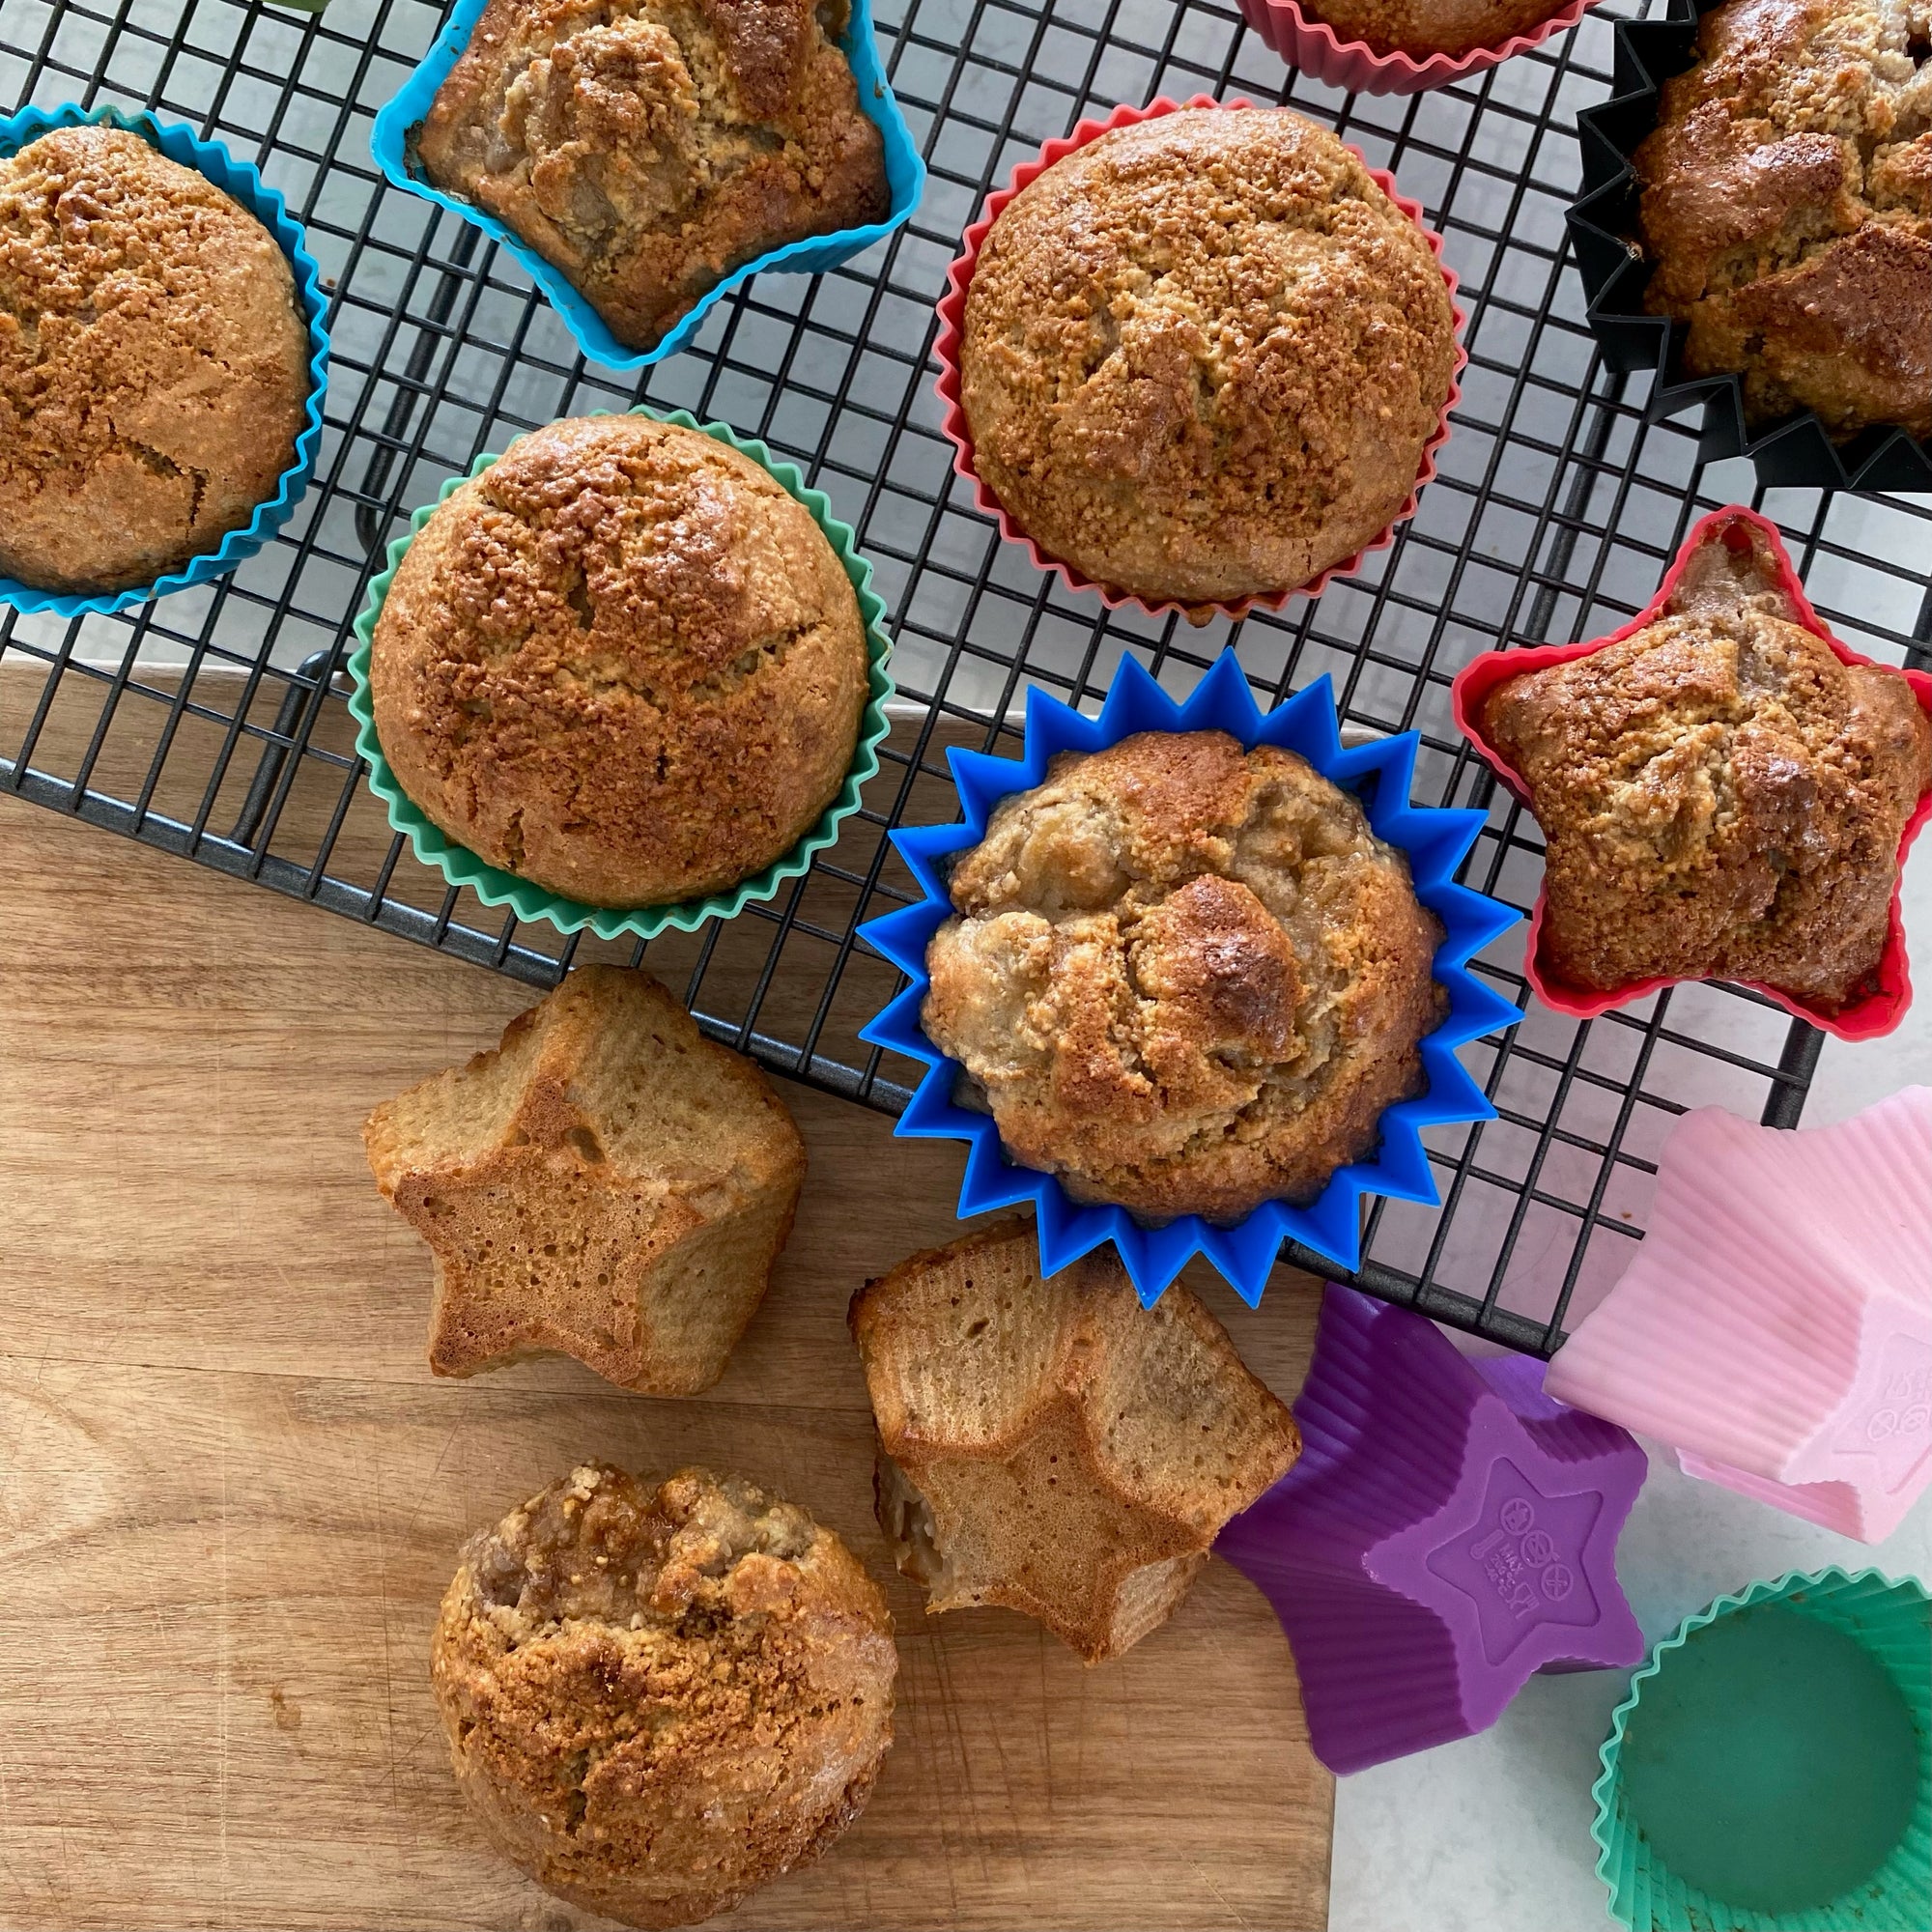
[{"left": 932, "top": 95, "right": 1465, "bottom": 626}]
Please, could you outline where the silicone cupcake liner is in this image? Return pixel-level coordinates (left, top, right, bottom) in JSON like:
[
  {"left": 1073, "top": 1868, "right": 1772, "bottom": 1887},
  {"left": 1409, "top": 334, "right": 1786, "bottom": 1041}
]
[
  {"left": 856, "top": 649, "right": 1522, "bottom": 1307},
  {"left": 1567, "top": 0, "right": 1932, "bottom": 493},
  {"left": 1593, "top": 1568, "right": 1931, "bottom": 1931},
  {"left": 1547, "top": 1088, "right": 1932, "bottom": 1545},
  {"left": 1452, "top": 505, "right": 1932, "bottom": 1042},
  {"left": 1216, "top": 1287, "right": 1646, "bottom": 1775},
  {"left": 931, "top": 95, "right": 1466, "bottom": 626},
  {"left": 1237, "top": 0, "right": 1600, "bottom": 97},
  {"left": 370, "top": 0, "right": 924, "bottom": 372},
  {"left": 344, "top": 407, "right": 895, "bottom": 942},
  {"left": 0, "top": 102, "right": 329, "bottom": 619}
]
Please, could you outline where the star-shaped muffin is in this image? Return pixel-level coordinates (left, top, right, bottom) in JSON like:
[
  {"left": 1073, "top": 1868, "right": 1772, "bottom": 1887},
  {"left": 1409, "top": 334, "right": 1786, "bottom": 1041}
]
[
  {"left": 365, "top": 966, "right": 804, "bottom": 1396},
  {"left": 849, "top": 1218, "right": 1299, "bottom": 1662}
]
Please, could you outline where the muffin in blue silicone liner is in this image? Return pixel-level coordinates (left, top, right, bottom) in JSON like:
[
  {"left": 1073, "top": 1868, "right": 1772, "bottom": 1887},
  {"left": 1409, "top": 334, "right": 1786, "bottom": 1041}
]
[
  {"left": 344, "top": 407, "right": 895, "bottom": 942},
  {"left": 0, "top": 101, "right": 329, "bottom": 618},
  {"left": 369, "top": 0, "right": 924, "bottom": 372},
  {"left": 858, "top": 651, "right": 1524, "bottom": 1307}
]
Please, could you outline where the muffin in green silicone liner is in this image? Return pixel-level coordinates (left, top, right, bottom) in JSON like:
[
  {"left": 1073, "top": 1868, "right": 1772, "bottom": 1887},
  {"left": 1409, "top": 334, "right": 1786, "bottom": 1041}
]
[
  {"left": 1593, "top": 1566, "right": 1930, "bottom": 1932},
  {"left": 345, "top": 408, "right": 894, "bottom": 941}
]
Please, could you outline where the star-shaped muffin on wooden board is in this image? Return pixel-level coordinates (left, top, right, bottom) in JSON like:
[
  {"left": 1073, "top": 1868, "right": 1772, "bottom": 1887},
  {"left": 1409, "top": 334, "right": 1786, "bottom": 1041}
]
[
  {"left": 850, "top": 1218, "right": 1300, "bottom": 1662},
  {"left": 364, "top": 965, "right": 804, "bottom": 1397}
]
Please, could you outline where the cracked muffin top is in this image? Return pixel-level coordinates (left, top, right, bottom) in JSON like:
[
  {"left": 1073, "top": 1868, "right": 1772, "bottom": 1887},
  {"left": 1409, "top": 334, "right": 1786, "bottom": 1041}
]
[
  {"left": 1290, "top": 0, "right": 1563, "bottom": 60},
  {"left": 920, "top": 730, "right": 1446, "bottom": 1223},
  {"left": 957, "top": 107, "right": 1458, "bottom": 611},
  {"left": 432, "top": 1463, "right": 896, "bottom": 1929},
  {"left": 0, "top": 126, "right": 310, "bottom": 596},
  {"left": 1636, "top": 0, "right": 1932, "bottom": 441},
  {"left": 369, "top": 412, "right": 869, "bottom": 908},
  {"left": 1479, "top": 516, "right": 1932, "bottom": 1011},
  {"left": 414, "top": 0, "right": 890, "bottom": 354}
]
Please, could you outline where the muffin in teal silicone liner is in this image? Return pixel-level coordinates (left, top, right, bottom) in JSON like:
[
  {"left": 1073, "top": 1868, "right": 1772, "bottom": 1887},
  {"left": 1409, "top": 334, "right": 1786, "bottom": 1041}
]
[
  {"left": 345, "top": 409, "right": 894, "bottom": 941},
  {"left": 0, "top": 102, "right": 329, "bottom": 617},
  {"left": 1594, "top": 1567, "right": 1930, "bottom": 1932}
]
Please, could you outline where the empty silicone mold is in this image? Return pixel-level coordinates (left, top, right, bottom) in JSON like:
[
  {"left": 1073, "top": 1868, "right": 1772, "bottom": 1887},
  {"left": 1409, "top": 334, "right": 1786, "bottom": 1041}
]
[
  {"left": 1217, "top": 1287, "right": 1646, "bottom": 1774},
  {"left": 1548, "top": 1088, "right": 1932, "bottom": 1545}
]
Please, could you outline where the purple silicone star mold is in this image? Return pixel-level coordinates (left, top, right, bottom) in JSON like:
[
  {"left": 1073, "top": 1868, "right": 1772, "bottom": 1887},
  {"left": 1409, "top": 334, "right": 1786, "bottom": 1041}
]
[{"left": 1217, "top": 1287, "right": 1647, "bottom": 1775}]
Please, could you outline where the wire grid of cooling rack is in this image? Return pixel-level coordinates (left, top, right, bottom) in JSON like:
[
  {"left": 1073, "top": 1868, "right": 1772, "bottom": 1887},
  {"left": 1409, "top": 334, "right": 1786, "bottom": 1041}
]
[{"left": 2, "top": 0, "right": 1928, "bottom": 1355}]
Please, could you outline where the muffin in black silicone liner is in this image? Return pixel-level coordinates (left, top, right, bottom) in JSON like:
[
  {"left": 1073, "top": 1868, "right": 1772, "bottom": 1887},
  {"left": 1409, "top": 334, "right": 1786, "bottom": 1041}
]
[{"left": 1567, "top": 0, "right": 1932, "bottom": 493}]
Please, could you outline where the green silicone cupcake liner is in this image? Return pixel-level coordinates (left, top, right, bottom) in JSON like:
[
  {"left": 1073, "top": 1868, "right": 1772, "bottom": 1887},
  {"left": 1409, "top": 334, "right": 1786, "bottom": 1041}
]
[
  {"left": 1592, "top": 1567, "right": 1931, "bottom": 1932},
  {"left": 344, "top": 408, "right": 895, "bottom": 942}
]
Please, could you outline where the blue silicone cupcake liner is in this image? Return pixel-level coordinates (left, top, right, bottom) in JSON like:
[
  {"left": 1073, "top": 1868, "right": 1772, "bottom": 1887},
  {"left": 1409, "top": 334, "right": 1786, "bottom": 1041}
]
[
  {"left": 0, "top": 102, "right": 329, "bottom": 618},
  {"left": 858, "top": 650, "right": 1524, "bottom": 1307},
  {"left": 370, "top": 0, "right": 925, "bottom": 371},
  {"left": 344, "top": 406, "right": 895, "bottom": 943}
]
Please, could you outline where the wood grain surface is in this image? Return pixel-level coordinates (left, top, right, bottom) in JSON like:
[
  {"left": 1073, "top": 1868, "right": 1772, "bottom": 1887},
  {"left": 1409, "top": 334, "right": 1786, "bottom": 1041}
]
[{"left": 0, "top": 675, "right": 1333, "bottom": 1932}]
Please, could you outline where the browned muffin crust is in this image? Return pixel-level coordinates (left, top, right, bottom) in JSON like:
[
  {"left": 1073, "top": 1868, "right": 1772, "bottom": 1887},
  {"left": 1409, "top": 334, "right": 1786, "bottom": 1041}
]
[
  {"left": 1635, "top": 0, "right": 1932, "bottom": 441},
  {"left": 415, "top": 0, "right": 889, "bottom": 353},
  {"left": 1292, "top": 0, "right": 1560, "bottom": 60},
  {"left": 370, "top": 413, "right": 869, "bottom": 908},
  {"left": 851, "top": 1219, "right": 1301, "bottom": 1662},
  {"left": 920, "top": 730, "right": 1446, "bottom": 1223},
  {"left": 958, "top": 108, "right": 1458, "bottom": 611},
  {"left": 433, "top": 1463, "right": 896, "bottom": 1930},
  {"left": 1482, "top": 519, "right": 1932, "bottom": 1011},
  {"left": 0, "top": 126, "right": 309, "bottom": 595}
]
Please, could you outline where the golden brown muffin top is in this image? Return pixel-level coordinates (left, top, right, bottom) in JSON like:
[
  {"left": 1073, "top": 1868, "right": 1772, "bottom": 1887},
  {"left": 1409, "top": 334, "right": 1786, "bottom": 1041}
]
[
  {"left": 920, "top": 730, "right": 1445, "bottom": 1223},
  {"left": 1635, "top": 0, "right": 1932, "bottom": 440},
  {"left": 433, "top": 1463, "right": 896, "bottom": 1929},
  {"left": 416, "top": 0, "right": 889, "bottom": 351},
  {"left": 0, "top": 126, "right": 309, "bottom": 595},
  {"left": 369, "top": 413, "right": 869, "bottom": 909},
  {"left": 1482, "top": 519, "right": 1932, "bottom": 1010},
  {"left": 1292, "top": 0, "right": 1561, "bottom": 60},
  {"left": 958, "top": 108, "right": 1457, "bottom": 611}
]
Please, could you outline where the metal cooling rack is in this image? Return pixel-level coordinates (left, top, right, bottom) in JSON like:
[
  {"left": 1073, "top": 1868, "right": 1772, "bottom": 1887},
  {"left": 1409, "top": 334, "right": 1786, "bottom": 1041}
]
[{"left": 3, "top": 0, "right": 1928, "bottom": 1356}]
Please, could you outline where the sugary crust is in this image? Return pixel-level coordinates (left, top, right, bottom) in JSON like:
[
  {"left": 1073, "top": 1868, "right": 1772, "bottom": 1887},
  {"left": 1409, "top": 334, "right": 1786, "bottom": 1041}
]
[
  {"left": 0, "top": 127, "right": 309, "bottom": 594},
  {"left": 1635, "top": 0, "right": 1932, "bottom": 440},
  {"left": 369, "top": 414, "right": 869, "bottom": 908},
  {"left": 919, "top": 730, "right": 1445, "bottom": 1223},
  {"left": 432, "top": 1463, "right": 895, "bottom": 1928},
  {"left": 957, "top": 108, "right": 1458, "bottom": 609},
  {"left": 415, "top": 0, "right": 889, "bottom": 352},
  {"left": 1289, "top": 0, "right": 1559, "bottom": 59},
  {"left": 1481, "top": 523, "right": 1932, "bottom": 1009}
]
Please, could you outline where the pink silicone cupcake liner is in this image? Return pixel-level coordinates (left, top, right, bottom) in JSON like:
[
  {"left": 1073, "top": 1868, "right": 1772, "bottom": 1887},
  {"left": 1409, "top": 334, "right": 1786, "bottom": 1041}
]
[
  {"left": 1453, "top": 506, "right": 1932, "bottom": 1043},
  {"left": 931, "top": 95, "right": 1466, "bottom": 627},
  {"left": 1218, "top": 1287, "right": 1645, "bottom": 1775},
  {"left": 1238, "top": 0, "right": 1601, "bottom": 96},
  {"left": 1547, "top": 1088, "right": 1932, "bottom": 1544}
]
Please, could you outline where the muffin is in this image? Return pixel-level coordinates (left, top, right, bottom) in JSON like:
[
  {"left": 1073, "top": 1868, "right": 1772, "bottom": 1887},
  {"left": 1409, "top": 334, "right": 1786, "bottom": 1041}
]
[
  {"left": 1287, "top": 0, "right": 1562, "bottom": 59},
  {"left": 414, "top": 0, "right": 890, "bottom": 353},
  {"left": 1635, "top": 0, "right": 1932, "bottom": 442},
  {"left": 849, "top": 1219, "right": 1300, "bottom": 1662},
  {"left": 956, "top": 106, "right": 1457, "bottom": 610},
  {"left": 0, "top": 125, "right": 310, "bottom": 595},
  {"left": 369, "top": 413, "right": 869, "bottom": 908},
  {"left": 920, "top": 730, "right": 1446, "bottom": 1222},
  {"left": 364, "top": 965, "right": 805, "bottom": 1395},
  {"left": 1480, "top": 516, "right": 1932, "bottom": 1011},
  {"left": 433, "top": 1463, "right": 896, "bottom": 1929}
]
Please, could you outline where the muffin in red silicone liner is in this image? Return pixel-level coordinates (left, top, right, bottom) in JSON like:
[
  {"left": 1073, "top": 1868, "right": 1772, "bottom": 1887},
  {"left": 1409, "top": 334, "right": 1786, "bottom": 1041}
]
[
  {"left": 1238, "top": 0, "right": 1600, "bottom": 98},
  {"left": 1452, "top": 507, "right": 1932, "bottom": 1042},
  {"left": 932, "top": 96, "right": 1464, "bottom": 626}
]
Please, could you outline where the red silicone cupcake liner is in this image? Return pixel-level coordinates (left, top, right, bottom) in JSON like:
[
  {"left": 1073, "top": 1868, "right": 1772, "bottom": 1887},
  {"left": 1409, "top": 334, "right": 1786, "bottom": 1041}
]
[
  {"left": 932, "top": 95, "right": 1466, "bottom": 627},
  {"left": 1452, "top": 505, "right": 1932, "bottom": 1043},
  {"left": 1238, "top": 0, "right": 1601, "bottom": 97}
]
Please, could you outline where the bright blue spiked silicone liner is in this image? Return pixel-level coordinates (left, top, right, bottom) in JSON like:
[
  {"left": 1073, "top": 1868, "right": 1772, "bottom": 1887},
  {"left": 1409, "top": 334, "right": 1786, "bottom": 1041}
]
[
  {"left": 370, "top": 0, "right": 925, "bottom": 371},
  {"left": 858, "top": 650, "right": 1525, "bottom": 1307},
  {"left": 0, "top": 102, "right": 329, "bottom": 618}
]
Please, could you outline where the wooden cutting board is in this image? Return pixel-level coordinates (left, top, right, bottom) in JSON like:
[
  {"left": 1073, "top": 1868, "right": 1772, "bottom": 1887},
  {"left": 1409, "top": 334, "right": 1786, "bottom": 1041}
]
[{"left": 0, "top": 683, "right": 1332, "bottom": 1932}]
